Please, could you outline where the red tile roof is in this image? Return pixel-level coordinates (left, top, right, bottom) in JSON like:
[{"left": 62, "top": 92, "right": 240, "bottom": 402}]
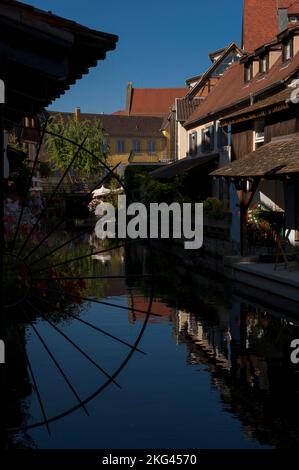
[
  {"left": 288, "top": 1, "right": 299, "bottom": 14},
  {"left": 185, "top": 47, "right": 299, "bottom": 128},
  {"left": 242, "top": 0, "right": 294, "bottom": 52},
  {"left": 243, "top": 0, "right": 277, "bottom": 52},
  {"left": 112, "top": 110, "right": 126, "bottom": 115},
  {"left": 129, "top": 88, "right": 188, "bottom": 116}
]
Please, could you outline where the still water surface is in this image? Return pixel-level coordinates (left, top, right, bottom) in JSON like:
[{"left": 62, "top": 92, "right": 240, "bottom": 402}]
[{"left": 9, "top": 236, "right": 299, "bottom": 449}]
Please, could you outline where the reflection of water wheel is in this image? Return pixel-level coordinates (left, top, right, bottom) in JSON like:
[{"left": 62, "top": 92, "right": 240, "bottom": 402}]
[{"left": 3, "top": 120, "right": 157, "bottom": 436}]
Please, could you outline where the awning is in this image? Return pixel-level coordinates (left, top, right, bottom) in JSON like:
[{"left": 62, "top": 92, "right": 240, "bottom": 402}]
[
  {"left": 210, "top": 134, "right": 299, "bottom": 179},
  {"left": 151, "top": 154, "right": 219, "bottom": 180}
]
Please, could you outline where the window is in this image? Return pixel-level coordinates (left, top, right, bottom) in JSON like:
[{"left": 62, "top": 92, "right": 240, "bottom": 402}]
[
  {"left": 148, "top": 140, "right": 156, "bottom": 154},
  {"left": 201, "top": 126, "right": 214, "bottom": 153},
  {"left": 189, "top": 131, "right": 198, "bottom": 156},
  {"left": 100, "top": 138, "right": 109, "bottom": 153},
  {"left": 117, "top": 140, "right": 126, "bottom": 153},
  {"left": 244, "top": 61, "right": 253, "bottom": 82},
  {"left": 133, "top": 140, "right": 141, "bottom": 153},
  {"left": 289, "top": 15, "right": 299, "bottom": 23},
  {"left": 259, "top": 54, "right": 269, "bottom": 73},
  {"left": 283, "top": 38, "right": 294, "bottom": 62},
  {"left": 254, "top": 120, "right": 265, "bottom": 149}
]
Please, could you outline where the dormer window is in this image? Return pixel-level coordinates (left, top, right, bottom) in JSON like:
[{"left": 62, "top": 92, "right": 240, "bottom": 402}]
[
  {"left": 282, "top": 38, "right": 294, "bottom": 62},
  {"left": 259, "top": 54, "right": 269, "bottom": 74},
  {"left": 289, "top": 15, "right": 299, "bottom": 23},
  {"left": 244, "top": 61, "right": 253, "bottom": 83}
]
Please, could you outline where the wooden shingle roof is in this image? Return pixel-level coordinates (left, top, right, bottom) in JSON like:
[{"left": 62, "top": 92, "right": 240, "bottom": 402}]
[{"left": 211, "top": 133, "right": 299, "bottom": 178}]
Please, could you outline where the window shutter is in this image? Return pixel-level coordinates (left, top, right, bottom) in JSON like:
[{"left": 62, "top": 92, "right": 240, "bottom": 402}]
[
  {"left": 193, "top": 131, "right": 198, "bottom": 155},
  {"left": 217, "top": 126, "right": 222, "bottom": 149},
  {"left": 210, "top": 125, "right": 214, "bottom": 151},
  {"left": 189, "top": 133, "right": 193, "bottom": 155},
  {"left": 201, "top": 129, "right": 205, "bottom": 153},
  {"left": 193, "top": 131, "right": 198, "bottom": 147}
]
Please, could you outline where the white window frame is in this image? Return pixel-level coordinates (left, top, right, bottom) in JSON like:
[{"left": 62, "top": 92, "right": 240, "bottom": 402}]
[{"left": 254, "top": 120, "right": 265, "bottom": 150}]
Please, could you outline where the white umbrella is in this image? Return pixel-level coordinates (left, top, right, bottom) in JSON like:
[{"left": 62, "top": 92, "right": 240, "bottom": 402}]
[
  {"left": 92, "top": 185, "right": 111, "bottom": 197},
  {"left": 111, "top": 186, "right": 124, "bottom": 194}
]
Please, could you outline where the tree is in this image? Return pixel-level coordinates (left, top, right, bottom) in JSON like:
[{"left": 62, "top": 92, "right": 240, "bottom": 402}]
[{"left": 46, "top": 114, "right": 109, "bottom": 179}]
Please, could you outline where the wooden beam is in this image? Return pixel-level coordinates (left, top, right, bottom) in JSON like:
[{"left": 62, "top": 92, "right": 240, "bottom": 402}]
[{"left": 234, "top": 177, "right": 260, "bottom": 256}]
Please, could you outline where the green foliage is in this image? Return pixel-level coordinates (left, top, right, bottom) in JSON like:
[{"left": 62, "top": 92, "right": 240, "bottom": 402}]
[
  {"left": 46, "top": 114, "right": 108, "bottom": 177},
  {"left": 203, "top": 197, "right": 227, "bottom": 219},
  {"left": 137, "top": 172, "right": 190, "bottom": 205},
  {"left": 124, "top": 165, "right": 190, "bottom": 205}
]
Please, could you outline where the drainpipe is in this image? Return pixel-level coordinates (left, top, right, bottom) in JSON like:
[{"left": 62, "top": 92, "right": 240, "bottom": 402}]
[
  {"left": 0, "top": 79, "right": 5, "bottom": 447},
  {"left": 0, "top": 79, "right": 4, "bottom": 264}
]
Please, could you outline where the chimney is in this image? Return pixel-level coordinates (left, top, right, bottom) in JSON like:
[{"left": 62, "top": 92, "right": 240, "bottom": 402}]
[
  {"left": 125, "top": 82, "right": 133, "bottom": 115},
  {"left": 75, "top": 107, "right": 81, "bottom": 120}
]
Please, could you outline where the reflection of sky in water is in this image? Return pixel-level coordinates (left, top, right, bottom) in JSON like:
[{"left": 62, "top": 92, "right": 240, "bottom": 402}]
[
  {"left": 10, "top": 240, "right": 299, "bottom": 449},
  {"left": 23, "top": 295, "right": 273, "bottom": 449}
]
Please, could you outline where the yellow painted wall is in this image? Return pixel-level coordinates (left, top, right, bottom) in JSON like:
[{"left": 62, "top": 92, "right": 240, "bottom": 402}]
[{"left": 107, "top": 137, "right": 167, "bottom": 167}]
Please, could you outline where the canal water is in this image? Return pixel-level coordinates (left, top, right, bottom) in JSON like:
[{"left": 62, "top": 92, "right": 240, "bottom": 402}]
[{"left": 7, "top": 235, "right": 299, "bottom": 449}]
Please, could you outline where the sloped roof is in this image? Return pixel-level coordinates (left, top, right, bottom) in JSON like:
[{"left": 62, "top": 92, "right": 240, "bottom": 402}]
[
  {"left": 187, "top": 42, "right": 243, "bottom": 98},
  {"left": 176, "top": 97, "right": 202, "bottom": 122},
  {"left": 185, "top": 74, "right": 202, "bottom": 86},
  {"left": 220, "top": 87, "right": 294, "bottom": 124},
  {"left": 128, "top": 88, "right": 188, "bottom": 116},
  {"left": 211, "top": 134, "right": 299, "bottom": 178},
  {"left": 243, "top": 0, "right": 278, "bottom": 52},
  {"left": 112, "top": 110, "right": 126, "bottom": 115},
  {"left": 288, "top": 1, "right": 299, "bottom": 14},
  {"left": 53, "top": 112, "right": 165, "bottom": 138},
  {"left": 185, "top": 44, "right": 299, "bottom": 128},
  {"left": 100, "top": 114, "right": 165, "bottom": 137},
  {"left": 208, "top": 47, "right": 226, "bottom": 61},
  {"left": 0, "top": 0, "right": 118, "bottom": 124},
  {"left": 242, "top": 0, "right": 293, "bottom": 52},
  {"left": 151, "top": 154, "right": 218, "bottom": 180}
]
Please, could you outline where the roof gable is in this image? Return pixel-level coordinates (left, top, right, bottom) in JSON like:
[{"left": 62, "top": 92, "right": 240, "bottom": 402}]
[
  {"left": 187, "top": 42, "right": 243, "bottom": 98},
  {"left": 128, "top": 87, "right": 188, "bottom": 117},
  {"left": 184, "top": 44, "right": 299, "bottom": 128}
]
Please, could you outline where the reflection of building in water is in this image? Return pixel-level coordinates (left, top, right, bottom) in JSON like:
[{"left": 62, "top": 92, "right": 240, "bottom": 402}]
[
  {"left": 92, "top": 253, "right": 112, "bottom": 265},
  {"left": 177, "top": 309, "right": 232, "bottom": 370},
  {"left": 175, "top": 301, "right": 299, "bottom": 447},
  {"left": 127, "top": 296, "right": 175, "bottom": 324}
]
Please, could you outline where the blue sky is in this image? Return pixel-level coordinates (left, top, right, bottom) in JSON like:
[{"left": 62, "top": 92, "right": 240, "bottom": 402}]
[{"left": 25, "top": 0, "right": 243, "bottom": 114}]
